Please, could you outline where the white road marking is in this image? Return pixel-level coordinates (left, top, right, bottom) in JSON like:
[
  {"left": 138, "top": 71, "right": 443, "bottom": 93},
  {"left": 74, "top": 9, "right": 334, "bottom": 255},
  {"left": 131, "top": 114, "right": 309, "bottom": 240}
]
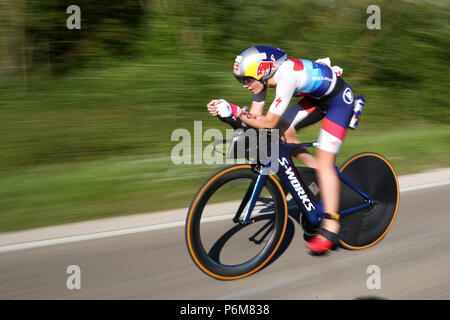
[
  {"left": 0, "top": 214, "right": 237, "bottom": 254},
  {"left": 400, "top": 180, "right": 450, "bottom": 193},
  {"left": 0, "top": 180, "right": 449, "bottom": 254}
]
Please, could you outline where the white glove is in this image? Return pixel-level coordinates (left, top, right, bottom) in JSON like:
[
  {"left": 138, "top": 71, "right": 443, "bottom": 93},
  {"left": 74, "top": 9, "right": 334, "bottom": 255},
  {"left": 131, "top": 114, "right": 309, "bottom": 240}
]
[
  {"left": 216, "top": 99, "right": 232, "bottom": 117},
  {"left": 216, "top": 99, "right": 242, "bottom": 118}
]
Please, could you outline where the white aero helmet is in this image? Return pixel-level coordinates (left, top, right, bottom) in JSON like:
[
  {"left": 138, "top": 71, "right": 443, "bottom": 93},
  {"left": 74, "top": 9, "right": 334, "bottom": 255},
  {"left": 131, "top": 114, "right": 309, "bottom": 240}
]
[{"left": 233, "top": 45, "right": 287, "bottom": 83}]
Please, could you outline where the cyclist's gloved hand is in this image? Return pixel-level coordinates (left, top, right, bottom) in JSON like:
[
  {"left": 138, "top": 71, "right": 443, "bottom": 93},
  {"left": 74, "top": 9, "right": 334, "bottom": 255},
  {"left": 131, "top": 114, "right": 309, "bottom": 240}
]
[{"left": 216, "top": 99, "right": 241, "bottom": 118}]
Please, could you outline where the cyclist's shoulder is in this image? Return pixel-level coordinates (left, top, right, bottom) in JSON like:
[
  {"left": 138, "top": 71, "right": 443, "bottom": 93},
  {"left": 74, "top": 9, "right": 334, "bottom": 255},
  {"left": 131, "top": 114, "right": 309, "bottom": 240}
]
[
  {"left": 274, "top": 59, "right": 306, "bottom": 83},
  {"left": 279, "top": 58, "right": 318, "bottom": 72},
  {"left": 276, "top": 59, "right": 300, "bottom": 76}
]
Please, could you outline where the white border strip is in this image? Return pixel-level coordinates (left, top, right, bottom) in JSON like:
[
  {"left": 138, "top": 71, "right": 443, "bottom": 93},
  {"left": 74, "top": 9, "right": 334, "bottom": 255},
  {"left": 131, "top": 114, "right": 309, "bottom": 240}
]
[
  {"left": 400, "top": 180, "right": 450, "bottom": 193},
  {"left": 0, "top": 221, "right": 183, "bottom": 254},
  {"left": 0, "top": 214, "right": 235, "bottom": 254},
  {"left": 0, "top": 181, "right": 449, "bottom": 254}
]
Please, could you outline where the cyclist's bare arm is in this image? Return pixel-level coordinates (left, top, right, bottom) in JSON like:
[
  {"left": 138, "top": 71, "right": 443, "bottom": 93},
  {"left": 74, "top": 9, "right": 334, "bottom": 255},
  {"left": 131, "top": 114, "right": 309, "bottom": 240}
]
[
  {"left": 248, "top": 90, "right": 266, "bottom": 115},
  {"left": 237, "top": 110, "right": 281, "bottom": 129},
  {"left": 207, "top": 92, "right": 265, "bottom": 118},
  {"left": 248, "top": 101, "right": 264, "bottom": 115},
  {"left": 238, "top": 74, "right": 295, "bottom": 129}
]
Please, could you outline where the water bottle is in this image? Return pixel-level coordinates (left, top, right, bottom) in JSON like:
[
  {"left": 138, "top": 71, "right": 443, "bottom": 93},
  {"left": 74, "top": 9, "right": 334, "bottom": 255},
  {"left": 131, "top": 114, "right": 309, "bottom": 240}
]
[{"left": 348, "top": 94, "right": 365, "bottom": 130}]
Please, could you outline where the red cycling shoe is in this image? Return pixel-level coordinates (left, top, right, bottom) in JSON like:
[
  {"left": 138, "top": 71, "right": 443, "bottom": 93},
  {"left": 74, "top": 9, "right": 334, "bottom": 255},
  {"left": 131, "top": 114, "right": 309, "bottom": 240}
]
[{"left": 306, "top": 227, "right": 339, "bottom": 254}]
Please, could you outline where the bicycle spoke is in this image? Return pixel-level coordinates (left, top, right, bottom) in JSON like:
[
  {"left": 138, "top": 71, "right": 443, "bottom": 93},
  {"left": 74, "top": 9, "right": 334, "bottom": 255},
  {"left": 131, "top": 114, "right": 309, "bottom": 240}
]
[{"left": 233, "top": 177, "right": 257, "bottom": 223}]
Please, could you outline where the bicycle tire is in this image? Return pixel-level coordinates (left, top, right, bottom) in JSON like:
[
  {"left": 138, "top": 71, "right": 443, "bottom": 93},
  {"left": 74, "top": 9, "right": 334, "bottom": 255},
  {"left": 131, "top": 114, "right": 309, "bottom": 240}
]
[
  {"left": 186, "top": 165, "right": 288, "bottom": 280},
  {"left": 338, "top": 152, "right": 399, "bottom": 249}
]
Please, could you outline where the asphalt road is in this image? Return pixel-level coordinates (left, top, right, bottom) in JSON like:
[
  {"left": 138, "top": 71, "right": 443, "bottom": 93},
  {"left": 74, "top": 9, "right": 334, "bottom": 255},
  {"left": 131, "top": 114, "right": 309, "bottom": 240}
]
[{"left": 0, "top": 184, "right": 449, "bottom": 300}]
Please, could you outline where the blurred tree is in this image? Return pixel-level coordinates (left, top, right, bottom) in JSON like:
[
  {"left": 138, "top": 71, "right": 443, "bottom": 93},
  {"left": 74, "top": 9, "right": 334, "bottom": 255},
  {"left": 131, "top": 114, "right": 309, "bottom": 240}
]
[
  {"left": 1, "top": 0, "right": 147, "bottom": 77},
  {"left": 0, "top": 0, "right": 28, "bottom": 80}
]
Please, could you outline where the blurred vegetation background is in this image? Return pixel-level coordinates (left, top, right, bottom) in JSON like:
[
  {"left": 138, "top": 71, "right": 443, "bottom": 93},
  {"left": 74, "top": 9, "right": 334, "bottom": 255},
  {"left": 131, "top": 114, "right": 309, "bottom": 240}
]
[{"left": 0, "top": 0, "right": 449, "bottom": 231}]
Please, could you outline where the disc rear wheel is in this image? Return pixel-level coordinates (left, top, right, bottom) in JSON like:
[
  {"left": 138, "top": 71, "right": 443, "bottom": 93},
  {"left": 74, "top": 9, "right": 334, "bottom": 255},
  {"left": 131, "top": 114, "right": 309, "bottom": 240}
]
[{"left": 338, "top": 153, "right": 399, "bottom": 249}]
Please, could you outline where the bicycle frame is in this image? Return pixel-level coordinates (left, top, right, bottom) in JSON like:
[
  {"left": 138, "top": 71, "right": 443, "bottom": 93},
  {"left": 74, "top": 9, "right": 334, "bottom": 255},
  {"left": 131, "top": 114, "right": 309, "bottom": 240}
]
[{"left": 240, "top": 140, "right": 373, "bottom": 227}]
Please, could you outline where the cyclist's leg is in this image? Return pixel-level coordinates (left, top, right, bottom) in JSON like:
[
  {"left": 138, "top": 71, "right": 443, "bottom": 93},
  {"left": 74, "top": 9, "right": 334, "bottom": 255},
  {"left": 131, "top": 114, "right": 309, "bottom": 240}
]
[
  {"left": 315, "top": 149, "right": 340, "bottom": 233},
  {"left": 278, "top": 98, "right": 324, "bottom": 168},
  {"left": 310, "top": 80, "right": 355, "bottom": 251}
]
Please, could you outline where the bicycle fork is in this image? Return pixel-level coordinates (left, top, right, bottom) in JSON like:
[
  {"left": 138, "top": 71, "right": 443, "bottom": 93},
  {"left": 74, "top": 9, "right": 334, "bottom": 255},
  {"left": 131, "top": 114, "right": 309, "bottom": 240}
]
[{"left": 233, "top": 167, "right": 269, "bottom": 225}]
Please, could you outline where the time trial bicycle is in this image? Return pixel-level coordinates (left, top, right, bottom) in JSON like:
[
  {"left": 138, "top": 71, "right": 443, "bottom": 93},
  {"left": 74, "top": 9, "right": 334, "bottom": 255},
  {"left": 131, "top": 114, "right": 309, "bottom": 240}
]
[{"left": 185, "top": 116, "right": 399, "bottom": 280}]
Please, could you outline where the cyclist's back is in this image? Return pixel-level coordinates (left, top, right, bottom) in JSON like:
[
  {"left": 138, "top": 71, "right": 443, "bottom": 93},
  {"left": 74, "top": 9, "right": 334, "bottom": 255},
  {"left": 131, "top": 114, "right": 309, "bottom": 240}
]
[{"left": 256, "top": 57, "right": 339, "bottom": 116}]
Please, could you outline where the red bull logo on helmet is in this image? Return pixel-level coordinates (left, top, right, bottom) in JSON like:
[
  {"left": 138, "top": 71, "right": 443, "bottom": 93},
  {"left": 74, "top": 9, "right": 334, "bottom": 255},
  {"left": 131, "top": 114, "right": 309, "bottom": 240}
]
[{"left": 256, "top": 61, "right": 273, "bottom": 77}]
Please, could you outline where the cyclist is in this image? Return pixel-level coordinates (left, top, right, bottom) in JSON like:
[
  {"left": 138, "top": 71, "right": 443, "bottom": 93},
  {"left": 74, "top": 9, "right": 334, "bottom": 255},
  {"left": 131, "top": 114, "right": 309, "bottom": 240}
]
[{"left": 207, "top": 45, "right": 362, "bottom": 254}]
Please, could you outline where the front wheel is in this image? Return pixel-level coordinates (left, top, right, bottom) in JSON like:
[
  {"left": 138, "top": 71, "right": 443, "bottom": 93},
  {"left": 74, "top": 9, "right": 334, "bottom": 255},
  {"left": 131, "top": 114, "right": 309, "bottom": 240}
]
[
  {"left": 185, "top": 165, "right": 288, "bottom": 280},
  {"left": 338, "top": 152, "right": 400, "bottom": 249}
]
